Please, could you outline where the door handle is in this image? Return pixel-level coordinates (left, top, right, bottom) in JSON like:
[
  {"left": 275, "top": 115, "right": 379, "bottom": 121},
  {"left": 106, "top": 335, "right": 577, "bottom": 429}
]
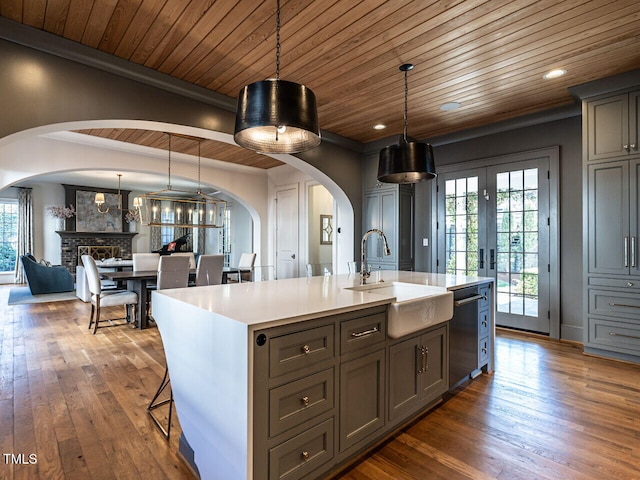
[
  {"left": 624, "top": 237, "right": 629, "bottom": 268},
  {"left": 479, "top": 248, "right": 485, "bottom": 269},
  {"left": 489, "top": 249, "right": 495, "bottom": 270},
  {"left": 632, "top": 237, "right": 636, "bottom": 268}
]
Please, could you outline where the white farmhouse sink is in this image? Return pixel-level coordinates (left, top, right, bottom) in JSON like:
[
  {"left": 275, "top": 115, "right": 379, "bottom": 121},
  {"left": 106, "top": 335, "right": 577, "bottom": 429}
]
[{"left": 347, "top": 282, "right": 453, "bottom": 338}]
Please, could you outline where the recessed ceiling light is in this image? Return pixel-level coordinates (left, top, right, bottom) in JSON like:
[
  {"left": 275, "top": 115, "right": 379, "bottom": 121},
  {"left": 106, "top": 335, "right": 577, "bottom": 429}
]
[
  {"left": 440, "top": 102, "right": 461, "bottom": 111},
  {"left": 373, "top": 124, "right": 386, "bottom": 130},
  {"left": 543, "top": 69, "right": 566, "bottom": 80}
]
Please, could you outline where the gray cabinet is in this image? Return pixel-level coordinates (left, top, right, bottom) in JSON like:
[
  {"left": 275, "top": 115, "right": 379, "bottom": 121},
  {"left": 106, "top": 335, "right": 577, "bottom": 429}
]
[
  {"left": 586, "top": 91, "right": 640, "bottom": 161},
  {"left": 587, "top": 159, "right": 640, "bottom": 276},
  {"left": 388, "top": 324, "right": 448, "bottom": 423},
  {"left": 363, "top": 184, "right": 414, "bottom": 271},
  {"left": 583, "top": 89, "right": 640, "bottom": 363}
]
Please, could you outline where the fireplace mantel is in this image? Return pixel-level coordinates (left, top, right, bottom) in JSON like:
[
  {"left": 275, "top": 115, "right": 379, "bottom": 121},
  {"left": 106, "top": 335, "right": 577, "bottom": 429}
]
[{"left": 56, "top": 231, "right": 138, "bottom": 238}]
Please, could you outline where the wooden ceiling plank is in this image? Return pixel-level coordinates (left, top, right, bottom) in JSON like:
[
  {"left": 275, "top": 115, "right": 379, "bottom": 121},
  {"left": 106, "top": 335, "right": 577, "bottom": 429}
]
[
  {"left": 128, "top": 0, "right": 190, "bottom": 65},
  {"left": 210, "top": 0, "right": 349, "bottom": 93},
  {"left": 315, "top": 0, "right": 601, "bottom": 102},
  {"left": 1, "top": 0, "right": 23, "bottom": 22},
  {"left": 317, "top": 0, "right": 633, "bottom": 117},
  {"left": 283, "top": 0, "right": 472, "bottom": 91},
  {"left": 63, "top": 0, "right": 94, "bottom": 42},
  {"left": 153, "top": 0, "right": 242, "bottom": 75},
  {"left": 81, "top": 0, "right": 118, "bottom": 48},
  {"left": 178, "top": 1, "right": 275, "bottom": 86},
  {"left": 113, "top": 0, "right": 168, "bottom": 60},
  {"left": 142, "top": 0, "right": 215, "bottom": 70},
  {"left": 42, "top": 0, "right": 70, "bottom": 36},
  {"left": 166, "top": 0, "right": 265, "bottom": 80},
  {"left": 23, "top": 0, "right": 46, "bottom": 28},
  {"left": 98, "top": 0, "right": 143, "bottom": 54}
]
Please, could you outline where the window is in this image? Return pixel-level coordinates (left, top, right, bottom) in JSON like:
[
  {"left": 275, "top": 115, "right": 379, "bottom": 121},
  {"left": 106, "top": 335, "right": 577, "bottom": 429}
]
[
  {"left": 222, "top": 206, "right": 231, "bottom": 267},
  {"left": 0, "top": 200, "right": 18, "bottom": 272}
]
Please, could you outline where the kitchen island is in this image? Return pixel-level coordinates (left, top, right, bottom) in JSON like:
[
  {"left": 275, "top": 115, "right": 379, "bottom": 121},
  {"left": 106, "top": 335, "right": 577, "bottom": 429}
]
[{"left": 152, "top": 271, "right": 494, "bottom": 480}]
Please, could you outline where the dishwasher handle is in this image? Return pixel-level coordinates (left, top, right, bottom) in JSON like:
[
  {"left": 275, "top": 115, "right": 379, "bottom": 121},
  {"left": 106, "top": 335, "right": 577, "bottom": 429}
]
[{"left": 454, "top": 294, "right": 486, "bottom": 307}]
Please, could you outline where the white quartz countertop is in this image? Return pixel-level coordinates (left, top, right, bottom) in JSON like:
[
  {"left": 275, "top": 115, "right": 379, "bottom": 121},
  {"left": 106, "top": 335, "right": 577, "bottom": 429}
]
[{"left": 153, "top": 270, "right": 493, "bottom": 329}]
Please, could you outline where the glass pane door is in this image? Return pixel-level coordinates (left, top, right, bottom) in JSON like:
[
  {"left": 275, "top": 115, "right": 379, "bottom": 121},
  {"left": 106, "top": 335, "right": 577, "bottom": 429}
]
[
  {"left": 437, "top": 157, "right": 551, "bottom": 334},
  {"left": 487, "top": 159, "right": 550, "bottom": 333},
  {"left": 437, "top": 169, "right": 487, "bottom": 278}
]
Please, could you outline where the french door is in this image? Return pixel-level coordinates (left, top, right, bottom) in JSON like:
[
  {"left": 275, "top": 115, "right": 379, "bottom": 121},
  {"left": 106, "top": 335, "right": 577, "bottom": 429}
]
[{"left": 437, "top": 157, "right": 552, "bottom": 334}]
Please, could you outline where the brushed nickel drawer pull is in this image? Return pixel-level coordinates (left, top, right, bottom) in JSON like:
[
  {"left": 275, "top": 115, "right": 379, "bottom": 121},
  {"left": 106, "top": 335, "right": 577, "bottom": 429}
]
[
  {"left": 454, "top": 294, "right": 486, "bottom": 307},
  {"left": 301, "top": 344, "right": 311, "bottom": 354},
  {"left": 608, "top": 302, "right": 640, "bottom": 309},
  {"left": 609, "top": 332, "right": 640, "bottom": 340},
  {"left": 301, "top": 451, "right": 310, "bottom": 461},
  {"left": 301, "top": 396, "right": 310, "bottom": 406},
  {"left": 351, "top": 327, "right": 379, "bottom": 338}
]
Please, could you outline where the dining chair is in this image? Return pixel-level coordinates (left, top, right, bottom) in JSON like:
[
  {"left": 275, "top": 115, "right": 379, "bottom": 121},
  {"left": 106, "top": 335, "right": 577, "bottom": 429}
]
[
  {"left": 132, "top": 252, "right": 160, "bottom": 271},
  {"left": 171, "top": 252, "right": 197, "bottom": 269},
  {"left": 227, "top": 252, "right": 256, "bottom": 283},
  {"left": 81, "top": 255, "right": 138, "bottom": 335},
  {"left": 195, "top": 254, "right": 224, "bottom": 286},
  {"left": 156, "top": 255, "right": 190, "bottom": 290},
  {"left": 147, "top": 254, "right": 190, "bottom": 439}
]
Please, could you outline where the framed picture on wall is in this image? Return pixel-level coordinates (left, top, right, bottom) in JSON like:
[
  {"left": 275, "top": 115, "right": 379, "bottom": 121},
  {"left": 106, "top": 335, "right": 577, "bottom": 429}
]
[
  {"left": 321, "top": 214, "right": 333, "bottom": 245},
  {"left": 76, "top": 190, "right": 123, "bottom": 232}
]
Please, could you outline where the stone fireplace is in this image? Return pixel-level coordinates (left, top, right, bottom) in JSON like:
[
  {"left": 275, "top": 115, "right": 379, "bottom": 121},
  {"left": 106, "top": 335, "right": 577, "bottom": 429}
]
[{"left": 57, "top": 231, "right": 137, "bottom": 275}]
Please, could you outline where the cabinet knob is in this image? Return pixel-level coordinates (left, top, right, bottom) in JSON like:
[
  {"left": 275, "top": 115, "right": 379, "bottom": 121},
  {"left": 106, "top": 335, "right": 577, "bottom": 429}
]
[
  {"left": 628, "top": 282, "right": 634, "bottom": 287},
  {"left": 624, "top": 144, "right": 629, "bottom": 151},
  {"left": 302, "top": 344, "right": 311, "bottom": 354},
  {"left": 301, "top": 451, "right": 310, "bottom": 461},
  {"left": 301, "top": 396, "right": 310, "bottom": 406},
  {"left": 631, "top": 143, "right": 637, "bottom": 151}
]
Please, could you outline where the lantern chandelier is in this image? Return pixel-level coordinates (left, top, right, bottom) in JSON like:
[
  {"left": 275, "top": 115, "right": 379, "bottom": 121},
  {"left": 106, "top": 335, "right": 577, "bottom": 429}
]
[
  {"left": 378, "top": 63, "right": 437, "bottom": 184},
  {"left": 135, "top": 133, "right": 226, "bottom": 229},
  {"left": 95, "top": 173, "right": 140, "bottom": 214},
  {"left": 233, "top": 0, "right": 320, "bottom": 154}
]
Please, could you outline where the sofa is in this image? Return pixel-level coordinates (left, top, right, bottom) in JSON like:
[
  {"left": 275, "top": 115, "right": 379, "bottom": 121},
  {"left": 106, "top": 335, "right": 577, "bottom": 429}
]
[{"left": 20, "top": 254, "right": 74, "bottom": 295}]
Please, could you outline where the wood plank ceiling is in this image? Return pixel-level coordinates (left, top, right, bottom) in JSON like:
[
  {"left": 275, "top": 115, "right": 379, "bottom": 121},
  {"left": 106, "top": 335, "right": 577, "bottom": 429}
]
[{"left": 2, "top": 0, "right": 640, "bottom": 167}]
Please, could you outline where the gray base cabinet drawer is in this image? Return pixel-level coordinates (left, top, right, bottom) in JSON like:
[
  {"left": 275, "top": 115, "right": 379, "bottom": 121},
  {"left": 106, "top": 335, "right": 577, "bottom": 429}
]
[
  {"left": 269, "top": 368, "right": 334, "bottom": 438},
  {"left": 340, "top": 311, "right": 386, "bottom": 354},
  {"left": 269, "top": 325, "right": 335, "bottom": 378},
  {"left": 269, "top": 419, "right": 334, "bottom": 480},
  {"left": 478, "top": 336, "right": 489, "bottom": 366},
  {"left": 588, "top": 289, "right": 640, "bottom": 320},
  {"left": 588, "top": 317, "right": 640, "bottom": 355},
  {"left": 479, "top": 309, "right": 490, "bottom": 338}
]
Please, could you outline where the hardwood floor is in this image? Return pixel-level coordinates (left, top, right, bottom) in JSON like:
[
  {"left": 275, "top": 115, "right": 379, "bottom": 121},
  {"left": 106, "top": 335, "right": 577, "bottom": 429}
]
[{"left": 1, "top": 284, "right": 639, "bottom": 480}]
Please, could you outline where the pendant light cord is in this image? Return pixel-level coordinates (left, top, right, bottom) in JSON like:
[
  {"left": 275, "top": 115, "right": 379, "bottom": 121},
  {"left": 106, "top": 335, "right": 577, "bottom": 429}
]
[
  {"left": 167, "top": 133, "right": 172, "bottom": 190},
  {"left": 275, "top": 0, "right": 281, "bottom": 81},
  {"left": 403, "top": 67, "right": 409, "bottom": 142}
]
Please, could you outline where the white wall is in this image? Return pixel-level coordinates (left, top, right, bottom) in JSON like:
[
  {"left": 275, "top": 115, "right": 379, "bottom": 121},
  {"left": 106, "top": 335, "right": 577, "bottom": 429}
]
[{"left": 308, "top": 184, "right": 333, "bottom": 265}]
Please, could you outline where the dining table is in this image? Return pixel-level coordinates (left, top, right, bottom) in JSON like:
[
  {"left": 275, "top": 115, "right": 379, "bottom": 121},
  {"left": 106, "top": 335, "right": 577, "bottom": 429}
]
[{"left": 101, "top": 267, "right": 244, "bottom": 329}]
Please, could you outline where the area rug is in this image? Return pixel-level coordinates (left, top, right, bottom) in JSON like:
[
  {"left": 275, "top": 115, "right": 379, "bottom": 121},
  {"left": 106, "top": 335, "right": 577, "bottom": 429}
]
[{"left": 8, "top": 286, "right": 78, "bottom": 305}]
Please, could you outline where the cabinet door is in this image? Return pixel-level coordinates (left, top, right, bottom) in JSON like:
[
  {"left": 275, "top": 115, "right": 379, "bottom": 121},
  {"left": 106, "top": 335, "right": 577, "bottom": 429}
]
[
  {"left": 588, "top": 160, "right": 630, "bottom": 275},
  {"left": 632, "top": 159, "right": 640, "bottom": 276},
  {"left": 630, "top": 91, "right": 640, "bottom": 156},
  {"left": 388, "top": 336, "right": 420, "bottom": 421},
  {"left": 419, "top": 326, "right": 449, "bottom": 405},
  {"left": 587, "top": 94, "right": 629, "bottom": 161},
  {"left": 339, "top": 349, "right": 385, "bottom": 452},
  {"left": 379, "top": 189, "right": 398, "bottom": 264},
  {"left": 363, "top": 192, "right": 381, "bottom": 263}
]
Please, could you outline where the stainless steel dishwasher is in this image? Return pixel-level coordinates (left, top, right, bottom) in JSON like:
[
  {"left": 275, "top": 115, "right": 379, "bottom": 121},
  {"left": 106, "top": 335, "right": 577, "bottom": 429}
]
[{"left": 449, "top": 285, "right": 485, "bottom": 389}]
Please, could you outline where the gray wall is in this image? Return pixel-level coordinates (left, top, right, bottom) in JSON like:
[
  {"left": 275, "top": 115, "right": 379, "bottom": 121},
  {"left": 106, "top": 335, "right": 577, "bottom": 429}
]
[{"left": 413, "top": 116, "right": 583, "bottom": 341}]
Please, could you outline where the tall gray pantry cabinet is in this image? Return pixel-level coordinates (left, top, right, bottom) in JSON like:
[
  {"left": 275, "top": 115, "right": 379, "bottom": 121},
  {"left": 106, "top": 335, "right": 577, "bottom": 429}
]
[{"left": 583, "top": 87, "right": 640, "bottom": 363}]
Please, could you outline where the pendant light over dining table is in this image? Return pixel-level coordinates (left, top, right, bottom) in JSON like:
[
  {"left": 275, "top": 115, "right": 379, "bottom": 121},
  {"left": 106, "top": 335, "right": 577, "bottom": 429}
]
[
  {"left": 234, "top": 0, "right": 320, "bottom": 154},
  {"left": 378, "top": 64, "right": 437, "bottom": 184}
]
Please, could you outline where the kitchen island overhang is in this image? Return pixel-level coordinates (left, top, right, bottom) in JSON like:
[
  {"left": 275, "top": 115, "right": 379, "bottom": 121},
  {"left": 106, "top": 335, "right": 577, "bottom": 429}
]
[{"left": 151, "top": 271, "right": 494, "bottom": 480}]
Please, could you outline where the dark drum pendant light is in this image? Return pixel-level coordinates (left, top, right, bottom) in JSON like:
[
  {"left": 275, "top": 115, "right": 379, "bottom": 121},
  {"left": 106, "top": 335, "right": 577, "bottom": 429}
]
[
  {"left": 234, "top": 0, "right": 320, "bottom": 154},
  {"left": 378, "top": 64, "right": 436, "bottom": 184}
]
